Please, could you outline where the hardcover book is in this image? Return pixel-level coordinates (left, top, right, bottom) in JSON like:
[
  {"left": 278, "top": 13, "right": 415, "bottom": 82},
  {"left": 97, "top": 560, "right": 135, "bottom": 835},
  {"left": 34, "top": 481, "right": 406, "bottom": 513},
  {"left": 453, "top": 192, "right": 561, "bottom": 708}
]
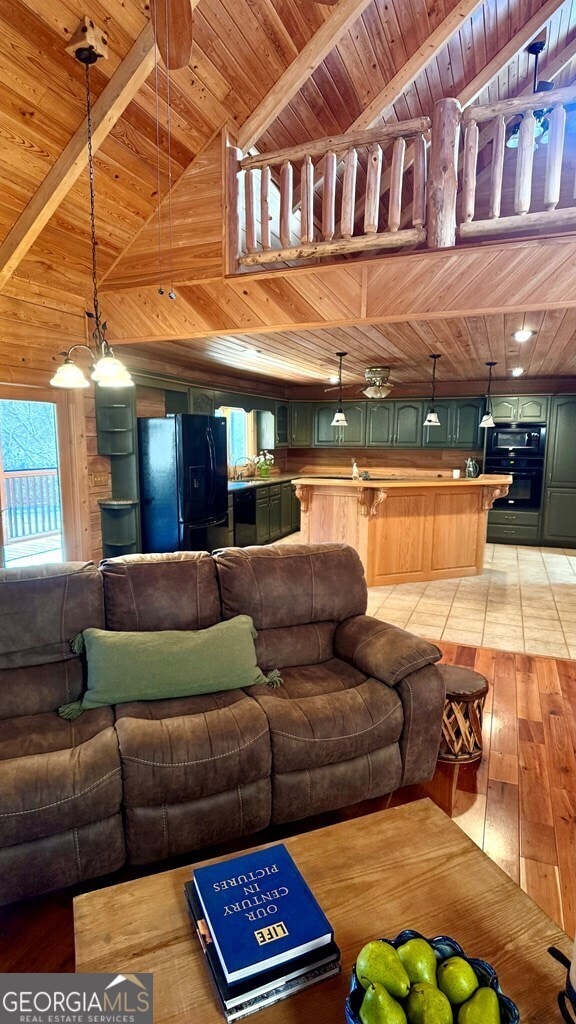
[
  {"left": 190, "top": 843, "right": 334, "bottom": 983},
  {"left": 186, "top": 884, "right": 340, "bottom": 1020}
]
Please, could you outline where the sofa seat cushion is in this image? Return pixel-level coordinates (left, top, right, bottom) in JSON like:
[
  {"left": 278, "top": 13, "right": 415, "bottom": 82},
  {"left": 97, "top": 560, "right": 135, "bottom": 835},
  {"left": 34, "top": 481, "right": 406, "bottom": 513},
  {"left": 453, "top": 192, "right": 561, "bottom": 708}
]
[
  {"left": 0, "top": 708, "right": 121, "bottom": 847},
  {"left": 114, "top": 690, "right": 272, "bottom": 806},
  {"left": 247, "top": 658, "right": 404, "bottom": 772}
]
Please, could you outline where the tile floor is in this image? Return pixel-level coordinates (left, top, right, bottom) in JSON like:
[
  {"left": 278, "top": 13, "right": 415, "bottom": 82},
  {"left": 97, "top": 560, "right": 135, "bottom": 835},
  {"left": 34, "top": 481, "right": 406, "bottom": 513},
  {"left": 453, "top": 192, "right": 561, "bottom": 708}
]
[{"left": 366, "top": 544, "right": 576, "bottom": 659}]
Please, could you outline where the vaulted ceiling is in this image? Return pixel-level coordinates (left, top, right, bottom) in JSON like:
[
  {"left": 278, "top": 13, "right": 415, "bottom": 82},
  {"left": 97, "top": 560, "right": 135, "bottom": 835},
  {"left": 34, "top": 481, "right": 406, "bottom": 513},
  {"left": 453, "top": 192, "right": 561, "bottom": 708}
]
[{"left": 1, "top": 0, "right": 576, "bottom": 391}]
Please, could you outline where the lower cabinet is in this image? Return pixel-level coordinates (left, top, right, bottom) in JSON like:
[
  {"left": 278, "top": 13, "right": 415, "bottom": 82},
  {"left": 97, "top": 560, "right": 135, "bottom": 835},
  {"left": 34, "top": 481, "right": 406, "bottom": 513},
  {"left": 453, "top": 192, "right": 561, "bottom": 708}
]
[
  {"left": 234, "top": 481, "right": 299, "bottom": 546},
  {"left": 541, "top": 488, "right": 576, "bottom": 545},
  {"left": 487, "top": 509, "right": 540, "bottom": 545}
]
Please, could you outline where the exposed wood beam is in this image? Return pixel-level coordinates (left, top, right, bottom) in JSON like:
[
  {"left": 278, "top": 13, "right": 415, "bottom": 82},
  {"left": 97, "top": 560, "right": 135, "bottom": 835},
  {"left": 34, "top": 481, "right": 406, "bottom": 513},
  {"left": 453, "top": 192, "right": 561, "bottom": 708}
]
[
  {"left": 237, "top": 0, "right": 375, "bottom": 154},
  {"left": 348, "top": 0, "right": 485, "bottom": 132},
  {"left": 0, "top": 22, "right": 156, "bottom": 290}
]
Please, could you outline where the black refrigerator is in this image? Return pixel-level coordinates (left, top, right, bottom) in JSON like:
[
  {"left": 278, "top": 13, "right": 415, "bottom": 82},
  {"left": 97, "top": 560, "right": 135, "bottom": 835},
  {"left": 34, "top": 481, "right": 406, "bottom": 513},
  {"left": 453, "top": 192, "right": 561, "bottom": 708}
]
[{"left": 138, "top": 414, "right": 228, "bottom": 553}]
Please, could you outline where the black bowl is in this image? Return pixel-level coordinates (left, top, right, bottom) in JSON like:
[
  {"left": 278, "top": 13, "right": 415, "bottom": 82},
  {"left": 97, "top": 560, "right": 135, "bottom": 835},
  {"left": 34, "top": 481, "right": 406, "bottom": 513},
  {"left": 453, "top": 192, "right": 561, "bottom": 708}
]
[{"left": 345, "top": 929, "right": 520, "bottom": 1023}]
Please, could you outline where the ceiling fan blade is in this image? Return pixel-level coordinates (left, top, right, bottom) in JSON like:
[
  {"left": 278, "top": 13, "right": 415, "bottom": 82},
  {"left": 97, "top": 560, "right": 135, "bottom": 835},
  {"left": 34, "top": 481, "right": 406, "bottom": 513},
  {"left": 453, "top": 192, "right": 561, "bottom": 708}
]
[{"left": 150, "top": 0, "right": 193, "bottom": 70}]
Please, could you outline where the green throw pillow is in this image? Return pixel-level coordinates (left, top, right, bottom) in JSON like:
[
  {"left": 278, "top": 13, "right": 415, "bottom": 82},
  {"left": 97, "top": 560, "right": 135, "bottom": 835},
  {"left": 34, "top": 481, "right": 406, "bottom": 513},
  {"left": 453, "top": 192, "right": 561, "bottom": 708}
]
[{"left": 58, "top": 614, "right": 281, "bottom": 719}]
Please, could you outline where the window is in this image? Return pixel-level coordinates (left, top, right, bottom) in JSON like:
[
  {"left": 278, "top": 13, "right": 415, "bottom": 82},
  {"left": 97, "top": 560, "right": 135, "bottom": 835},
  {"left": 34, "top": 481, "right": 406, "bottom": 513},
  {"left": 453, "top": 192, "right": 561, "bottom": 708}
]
[{"left": 216, "top": 407, "right": 257, "bottom": 470}]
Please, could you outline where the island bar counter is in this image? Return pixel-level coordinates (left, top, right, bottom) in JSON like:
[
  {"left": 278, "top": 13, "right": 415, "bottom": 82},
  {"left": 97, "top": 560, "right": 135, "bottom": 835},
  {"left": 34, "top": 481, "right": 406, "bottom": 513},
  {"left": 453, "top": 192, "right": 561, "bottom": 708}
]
[{"left": 292, "top": 475, "right": 512, "bottom": 587}]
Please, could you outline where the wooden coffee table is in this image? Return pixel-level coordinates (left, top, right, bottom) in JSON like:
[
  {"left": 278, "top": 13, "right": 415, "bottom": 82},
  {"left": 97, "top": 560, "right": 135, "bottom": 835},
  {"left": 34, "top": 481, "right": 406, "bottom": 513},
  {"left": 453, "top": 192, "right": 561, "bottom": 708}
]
[{"left": 74, "top": 800, "right": 571, "bottom": 1024}]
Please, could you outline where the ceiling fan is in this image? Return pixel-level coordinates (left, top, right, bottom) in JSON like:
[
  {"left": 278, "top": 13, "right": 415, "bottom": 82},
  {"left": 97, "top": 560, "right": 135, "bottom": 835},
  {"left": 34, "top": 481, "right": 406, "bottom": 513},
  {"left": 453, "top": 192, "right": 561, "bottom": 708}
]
[
  {"left": 506, "top": 39, "right": 576, "bottom": 149},
  {"left": 324, "top": 366, "right": 395, "bottom": 399},
  {"left": 150, "top": 0, "right": 194, "bottom": 69}
]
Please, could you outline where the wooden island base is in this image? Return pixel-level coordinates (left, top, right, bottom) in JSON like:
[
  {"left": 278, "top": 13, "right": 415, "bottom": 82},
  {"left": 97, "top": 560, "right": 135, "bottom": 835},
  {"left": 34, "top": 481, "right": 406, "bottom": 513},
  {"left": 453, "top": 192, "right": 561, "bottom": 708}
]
[{"left": 292, "top": 475, "right": 512, "bottom": 587}]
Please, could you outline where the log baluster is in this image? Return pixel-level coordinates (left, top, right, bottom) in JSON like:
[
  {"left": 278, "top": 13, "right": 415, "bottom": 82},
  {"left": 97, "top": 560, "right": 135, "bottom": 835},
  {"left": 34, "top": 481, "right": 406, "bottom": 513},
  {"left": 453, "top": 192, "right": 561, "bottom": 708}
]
[
  {"left": 364, "top": 143, "right": 382, "bottom": 234},
  {"left": 388, "top": 137, "right": 406, "bottom": 232},
  {"left": 428, "top": 97, "right": 462, "bottom": 248},
  {"left": 489, "top": 115, "right": 506, "bottom": 220},
  {"left": 544, "top": 104, "right": 566, "bottom": 212},
  {"left": 341, "top": 147, "right": 358, "bottom": 239},
  {"left": 244, "top": 168, "right": 257, "bottom": 252},
  {"left": 412, "top": 133, "right": 427, "bottom": 228},
  {"left": 301, "top": 155, "right": 315, "bottom": 244},
  {"left": 260, "top": 165, "right": 271, "bottom": 250},
  {"left": 514, "top": 111, "right": 536, "bottom": 215},
  {"left": 462, "top": 119, "right": 479, "bottom": 223},
  {"left": 322, "top": 150, "right": 337, "bottom": 242},
  {"left": 279, "top": 160, "right": 293, "bottom": 248}
]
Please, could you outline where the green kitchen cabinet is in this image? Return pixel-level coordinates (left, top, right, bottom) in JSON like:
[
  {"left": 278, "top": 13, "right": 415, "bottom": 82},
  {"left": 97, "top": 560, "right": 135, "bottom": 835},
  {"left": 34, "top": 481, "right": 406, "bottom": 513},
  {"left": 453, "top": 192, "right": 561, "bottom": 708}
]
[
  {"left": 255, "top": 490, "right": 271, "bottom": 544},
  {"left": 290, "top": 402, "right": 314, "bottom": 447},
  {"left": 541, "top": 489, "right": 576, "bottom": 545},
  {"left": 366, "top": 402, "right": 395, "bottom": 446},
  {"left": 313, "top": 402, "right": 365, "bottom": 446},
  {"left": 452, "top": 397, "right": 483, "bottom": 447},
  {"left": 281, "top": 481, "right": 292, "bottom": 535},
  {"left": 518, "top": 396, "right": 549, "bottom": 422},
  {"left": 394, "top": 400, "right": 424, "bottom": 447},
  {"left": 275, "top": 403, "right": 289, "bottom": 447},
  {"left": 546, "top": 396, "right": 576, "bottom": 487},
  {"left": 422, "top": 400, "right": 452, "bottom": 448},
  {"left": 269, "top": 485, "right": 283, "bottom": 541},
  {"left": 491, "top": 397, "right": 518, "bottom": 422}
]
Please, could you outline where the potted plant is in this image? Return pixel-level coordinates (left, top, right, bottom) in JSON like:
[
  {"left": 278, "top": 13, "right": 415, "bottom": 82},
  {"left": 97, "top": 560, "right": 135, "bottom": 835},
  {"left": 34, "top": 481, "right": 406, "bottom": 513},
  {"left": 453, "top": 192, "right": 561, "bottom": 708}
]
[{"left": 254, "top": 450, "right": 274, "bottom": 479}]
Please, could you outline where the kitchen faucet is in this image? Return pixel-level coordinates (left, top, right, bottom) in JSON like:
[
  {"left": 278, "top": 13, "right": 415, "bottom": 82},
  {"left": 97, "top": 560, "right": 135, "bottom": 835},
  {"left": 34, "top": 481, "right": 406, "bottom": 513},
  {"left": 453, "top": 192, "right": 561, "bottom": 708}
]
[{"left": 232, "top": 457, "right": 254, "bottom": 480}]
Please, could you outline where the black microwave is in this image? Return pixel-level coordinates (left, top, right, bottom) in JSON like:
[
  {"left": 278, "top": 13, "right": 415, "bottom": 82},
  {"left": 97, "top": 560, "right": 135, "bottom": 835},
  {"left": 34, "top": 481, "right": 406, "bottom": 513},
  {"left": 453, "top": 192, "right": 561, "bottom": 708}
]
[{"left": 486, "top": 423, "right": 546, "bottom": 457}]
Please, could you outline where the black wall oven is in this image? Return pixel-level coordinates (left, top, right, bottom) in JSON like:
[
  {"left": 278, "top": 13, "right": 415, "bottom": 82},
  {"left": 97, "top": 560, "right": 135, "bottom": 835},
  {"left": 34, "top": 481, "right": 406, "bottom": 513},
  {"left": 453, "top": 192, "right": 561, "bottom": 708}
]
[
  {"left": 484, "top": 454, "right": 545, "bottom": 510},
  {"left": 486, "top": 422, "right": 546, "bottom": 457}
]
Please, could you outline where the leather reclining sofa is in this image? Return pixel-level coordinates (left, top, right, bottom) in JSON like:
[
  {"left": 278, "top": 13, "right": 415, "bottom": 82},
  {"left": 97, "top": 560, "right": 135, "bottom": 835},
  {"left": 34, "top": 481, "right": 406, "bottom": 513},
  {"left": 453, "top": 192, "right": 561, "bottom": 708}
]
[{"left": 0, "top": 542, "right": 445, "bottom": 906}]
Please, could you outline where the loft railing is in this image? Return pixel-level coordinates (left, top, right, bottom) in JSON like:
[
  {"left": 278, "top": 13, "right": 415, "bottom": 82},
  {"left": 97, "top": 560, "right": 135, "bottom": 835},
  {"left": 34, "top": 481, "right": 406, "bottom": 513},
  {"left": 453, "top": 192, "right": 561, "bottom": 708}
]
[
  {"left": 225, "top": 85, "right": 576, "bottom": 271},
  {"left": 1, "top": 469, "right": 61, "bottom": 542},
  {"left": 458, "top": 83, "right": 576, "bottom": 239},
  {"left": 226, "top": 118, "right": 431, "bottom": 270}
]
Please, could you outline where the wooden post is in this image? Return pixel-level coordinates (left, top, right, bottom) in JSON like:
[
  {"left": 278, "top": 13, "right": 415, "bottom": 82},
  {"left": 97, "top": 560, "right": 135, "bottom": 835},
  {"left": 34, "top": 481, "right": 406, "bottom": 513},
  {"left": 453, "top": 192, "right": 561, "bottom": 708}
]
[
  {"left": 515, "top": 111, "right": 536, "bottom": 215},
  {"left": 427, "top": 97, "right": 462, "bottom": 248},
  {"left": 301, "top": 155, "right": 314, "bottom": 244},
  {"left": 388, "top": 137, "right": 406, "bottom": 232},
  {"left": 544, "top": 104, "right": 566, "bottom": 212},
  {"left": 462, "top": 120, "right": 479, "bottom": 223},
  {"left": 244, "top": 168, "right": 257, "bottom": 252},
  {"left": 224, "top": 142, "right": 242, "bottom": 274},
  {"left": 279, "top": 161, "right": 293, "bottom": 248},
  {"left": 364, "top": 143, "right": 383, "bottom": 234},
  {"left": 489, "top": 115, "right": 506, "bottom": 220},
  {"left": 260, "top": 165, "right": 271, "bottom": 250},
  {"left": 412, "top": 133, "right": 427, "bottom": 228},
  {"left": 341, "top": 147, "right": 358, "bottom": 239},
  {"left": 322, "top": 150, "right": 337, "bottom": 241}
]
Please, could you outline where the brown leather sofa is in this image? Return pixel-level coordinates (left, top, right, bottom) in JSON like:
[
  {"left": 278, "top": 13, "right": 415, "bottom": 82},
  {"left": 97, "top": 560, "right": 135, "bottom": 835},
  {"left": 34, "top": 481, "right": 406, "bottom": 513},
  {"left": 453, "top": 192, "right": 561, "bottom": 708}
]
[{"left": 0, "top": 543, "right": 445, "bottom": 905}]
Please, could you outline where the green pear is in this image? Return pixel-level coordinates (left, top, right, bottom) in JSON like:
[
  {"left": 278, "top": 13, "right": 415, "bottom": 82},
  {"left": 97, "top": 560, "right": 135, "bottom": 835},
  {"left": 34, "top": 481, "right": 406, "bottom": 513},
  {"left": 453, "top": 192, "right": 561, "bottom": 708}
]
[
  {"left": 406, "top": 982, "right": 452, "bottom": 1024},
  {"left": 457, "top": 987, "right": 501, "bottom": 1024},
  {"left": 359, "top": 980, "right": 407, "bottom": 1024},
  {"left": 437, "top": 957, "right": 479, "bottom": 1005},
  {"left": 397, "top": 938, "right": 438, "bottom": 986},
  {"left": 356, "top": 941, "right": 411, "bottom": 999}
]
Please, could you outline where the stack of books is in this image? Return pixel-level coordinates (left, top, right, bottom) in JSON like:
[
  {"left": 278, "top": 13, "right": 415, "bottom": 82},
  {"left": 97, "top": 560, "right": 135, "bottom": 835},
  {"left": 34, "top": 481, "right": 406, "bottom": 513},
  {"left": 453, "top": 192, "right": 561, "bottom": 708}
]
[{"left": 185, "top": 843, "right": 340, "bottom": 1021}]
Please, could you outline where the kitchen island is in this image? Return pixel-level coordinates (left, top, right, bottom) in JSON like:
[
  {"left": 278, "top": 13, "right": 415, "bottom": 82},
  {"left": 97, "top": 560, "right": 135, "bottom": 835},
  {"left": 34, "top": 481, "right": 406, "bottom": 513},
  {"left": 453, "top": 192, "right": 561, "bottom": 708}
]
[{"left": 292, "top": 475, "right": 512, "bottom": 586}]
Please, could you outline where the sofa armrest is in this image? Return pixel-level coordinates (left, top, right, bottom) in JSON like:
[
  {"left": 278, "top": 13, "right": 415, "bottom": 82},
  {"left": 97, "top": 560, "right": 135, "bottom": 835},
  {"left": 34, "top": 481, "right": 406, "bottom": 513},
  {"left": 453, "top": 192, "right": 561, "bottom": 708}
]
[
  {"left": 396, "top": 664, "right": 445, "bottom": 785},
  {"left": 334, "top": 615, "right": 442, "bottom": 686}
]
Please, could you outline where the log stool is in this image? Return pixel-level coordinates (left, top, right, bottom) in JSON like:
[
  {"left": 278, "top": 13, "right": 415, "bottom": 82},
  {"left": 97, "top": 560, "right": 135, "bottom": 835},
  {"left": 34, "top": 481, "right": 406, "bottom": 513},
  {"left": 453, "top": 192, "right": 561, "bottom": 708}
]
[{"left": 437, "top": 664, "right": 489, "bottom": 764}]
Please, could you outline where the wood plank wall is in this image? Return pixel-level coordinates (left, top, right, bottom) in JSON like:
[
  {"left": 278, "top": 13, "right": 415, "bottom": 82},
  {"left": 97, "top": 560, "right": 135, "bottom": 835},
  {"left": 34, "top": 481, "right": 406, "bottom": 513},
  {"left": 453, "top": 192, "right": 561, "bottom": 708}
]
[{"left": 285, "top": 447, "right": 483, "bottom": 474}]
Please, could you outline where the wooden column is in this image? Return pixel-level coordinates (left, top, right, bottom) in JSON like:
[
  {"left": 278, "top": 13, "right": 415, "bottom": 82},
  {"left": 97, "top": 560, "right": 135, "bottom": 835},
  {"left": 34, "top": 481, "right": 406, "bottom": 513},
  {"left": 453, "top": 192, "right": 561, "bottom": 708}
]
[
  {"left": 412, "top": 134, "right": 427, "bottom": 228},
  {"left": 544, "top": 105, "right": 566, "bottom": 212},
  {"left": 279, "top": 161, "right": 293, "bottom": 248},
  {"left": 427, "top": 98, "right": 462, "bottom": 248},
  {"left": 260, "top": 166, "right": 271, "bottom": 250},
  {"left": 225, "top": 143, "right": 242, "bottom": 274},
  {"left": 489, "top": 115, "right": 506, "bottom": 220}
]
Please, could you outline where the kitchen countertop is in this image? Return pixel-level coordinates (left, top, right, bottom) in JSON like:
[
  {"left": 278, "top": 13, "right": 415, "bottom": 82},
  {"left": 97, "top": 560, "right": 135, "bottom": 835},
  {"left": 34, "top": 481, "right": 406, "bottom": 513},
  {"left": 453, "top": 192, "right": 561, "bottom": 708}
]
[
  {"left": 227, "top": 473, "right": 297, "bottom": 491},
  {"left": 291, "top": 474, "right": 513, "bottom": 488}
]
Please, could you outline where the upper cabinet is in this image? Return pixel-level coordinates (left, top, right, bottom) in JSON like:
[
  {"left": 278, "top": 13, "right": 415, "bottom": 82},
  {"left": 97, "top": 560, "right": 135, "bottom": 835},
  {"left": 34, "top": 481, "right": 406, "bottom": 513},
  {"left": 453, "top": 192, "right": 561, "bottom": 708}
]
[
  {"left": 290, "top": 403, "right": 313, "bottom": 447},
  {"left": 189, "top": 387, "right": 215, "bottom": 416},
  {"left": 424, "top": 398, "right": 483, "bottom": 448},
  {"left": 275, "top": 402, "right": 289, "bottom": 447},
  {"left": 491, "top": 395, "right": 549, "bottom": 423},
  {"left": 314, "top": 402, "right": 366, "bottom": 446},
  {"left": 366, "top": 400, "right": 423, "bottom": 447}
]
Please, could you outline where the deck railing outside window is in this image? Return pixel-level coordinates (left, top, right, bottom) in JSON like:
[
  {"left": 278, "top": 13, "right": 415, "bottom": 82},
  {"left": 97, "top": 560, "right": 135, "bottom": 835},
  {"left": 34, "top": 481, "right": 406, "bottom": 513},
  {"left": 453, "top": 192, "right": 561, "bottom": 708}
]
[{"left": 1, "top": 469, "right": 61, "bottom": 542}]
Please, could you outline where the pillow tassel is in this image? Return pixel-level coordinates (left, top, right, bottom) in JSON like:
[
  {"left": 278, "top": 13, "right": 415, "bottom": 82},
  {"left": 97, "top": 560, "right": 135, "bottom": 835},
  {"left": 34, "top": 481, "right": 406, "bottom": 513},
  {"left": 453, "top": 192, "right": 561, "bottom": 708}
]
[
  {"left": 57, "top": 700, "right": 84, "bottom": 720},
  {"left": 265, "top": 669, "right": 283, "bottom": 688},
  {"left": 70, "top": 632, "right": 86, "bottom": 655}
]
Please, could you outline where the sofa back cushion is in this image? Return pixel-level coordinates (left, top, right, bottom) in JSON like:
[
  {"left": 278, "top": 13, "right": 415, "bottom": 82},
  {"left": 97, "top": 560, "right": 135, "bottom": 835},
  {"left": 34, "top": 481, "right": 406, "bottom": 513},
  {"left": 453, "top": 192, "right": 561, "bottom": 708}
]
[
  {"left": 0, "top": 562, "right": 103, "bottom": 718},
  {"left": 100, "top": 552, "right": 221, "bottom": 631}
]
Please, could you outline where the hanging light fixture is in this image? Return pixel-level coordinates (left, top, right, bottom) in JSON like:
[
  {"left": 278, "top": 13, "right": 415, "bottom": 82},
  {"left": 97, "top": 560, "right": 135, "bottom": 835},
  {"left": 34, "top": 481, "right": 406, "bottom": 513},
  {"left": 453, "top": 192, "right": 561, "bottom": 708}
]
[
  {"left": 479, "top": 361, "right": 497, "bottom": 428},
  {"left": 51, "top": 45, "right": 132, "bottom": 390},
  {"left": 330, "top": 352, "right": 348, "bottom": 427},
  {"left": 506, "top": 41, "right": 553, "bottom": 150},
  {"left": 423, "top": 354, "right": 442, "bottom": 426},
  {"left": 362, "top": 367, "right": 394, "bottom": 400}
]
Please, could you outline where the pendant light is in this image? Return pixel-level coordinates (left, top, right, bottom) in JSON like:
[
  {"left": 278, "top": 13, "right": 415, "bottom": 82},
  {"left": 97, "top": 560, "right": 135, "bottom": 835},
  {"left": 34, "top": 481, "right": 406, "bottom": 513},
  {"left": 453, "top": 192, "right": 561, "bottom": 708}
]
[
  {"left": 330, "top": 352, "right": 348, "bottom": 427},
  {"left": 51, "top": 51, "right": 132, "bottom": 390},
  {"left": 479, "top": 361, "right": 497, "bottom": 428},
  {"left": 423, "top": 354, "right": 441, "bottom": 426}
]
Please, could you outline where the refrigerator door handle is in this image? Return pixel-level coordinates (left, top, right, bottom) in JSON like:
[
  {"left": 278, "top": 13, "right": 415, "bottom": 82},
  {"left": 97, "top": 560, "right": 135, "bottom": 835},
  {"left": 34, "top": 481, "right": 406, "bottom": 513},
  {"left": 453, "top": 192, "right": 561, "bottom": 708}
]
[{"left": 206, "top": 426, "right": 217, "bottom": 508}]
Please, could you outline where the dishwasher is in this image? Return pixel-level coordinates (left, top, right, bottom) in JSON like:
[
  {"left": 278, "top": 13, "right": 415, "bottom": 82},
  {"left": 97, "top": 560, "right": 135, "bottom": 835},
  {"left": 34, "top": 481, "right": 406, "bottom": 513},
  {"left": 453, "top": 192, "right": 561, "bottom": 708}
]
[{"left": 233, "top": 489, "right": 257, "bottom": 546}]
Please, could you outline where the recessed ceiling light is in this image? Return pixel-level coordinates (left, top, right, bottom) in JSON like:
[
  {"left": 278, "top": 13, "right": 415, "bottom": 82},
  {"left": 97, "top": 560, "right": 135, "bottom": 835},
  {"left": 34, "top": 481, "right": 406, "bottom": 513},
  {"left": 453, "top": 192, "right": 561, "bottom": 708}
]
[
  {"left": 511, "top": 367, "right": 524, "bottom": 377},
  {"left": 512, "top": 329, "right": 535, "bottom": 343},
  {"left": 327, "top": 375, "right": 339, "bottom": 384},
  {"left": 243, "top": 348, "right": 261, "bottom": 356}
]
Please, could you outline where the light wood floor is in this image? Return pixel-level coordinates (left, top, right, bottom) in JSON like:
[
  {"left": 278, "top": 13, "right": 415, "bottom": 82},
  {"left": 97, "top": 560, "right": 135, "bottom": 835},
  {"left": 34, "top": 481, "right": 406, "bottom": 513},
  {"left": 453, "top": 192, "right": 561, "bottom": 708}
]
[{"left": 0, "top": 642, "right": 574, "bottom": 972}]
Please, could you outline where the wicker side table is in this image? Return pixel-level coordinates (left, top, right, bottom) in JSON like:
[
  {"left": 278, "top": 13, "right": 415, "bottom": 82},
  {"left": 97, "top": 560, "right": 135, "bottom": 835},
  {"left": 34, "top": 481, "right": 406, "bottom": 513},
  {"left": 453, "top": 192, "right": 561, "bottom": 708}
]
[{"left": 437, "top": 664, "right": 489, "bottom": 764}]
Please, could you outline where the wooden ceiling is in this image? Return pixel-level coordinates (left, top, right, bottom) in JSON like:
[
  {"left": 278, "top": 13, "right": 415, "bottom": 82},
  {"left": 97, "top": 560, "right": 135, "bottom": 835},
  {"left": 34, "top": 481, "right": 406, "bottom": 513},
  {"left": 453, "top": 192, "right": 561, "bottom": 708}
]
[{"left": 1, "top": 0, "right": 576, "bottom": 391}]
